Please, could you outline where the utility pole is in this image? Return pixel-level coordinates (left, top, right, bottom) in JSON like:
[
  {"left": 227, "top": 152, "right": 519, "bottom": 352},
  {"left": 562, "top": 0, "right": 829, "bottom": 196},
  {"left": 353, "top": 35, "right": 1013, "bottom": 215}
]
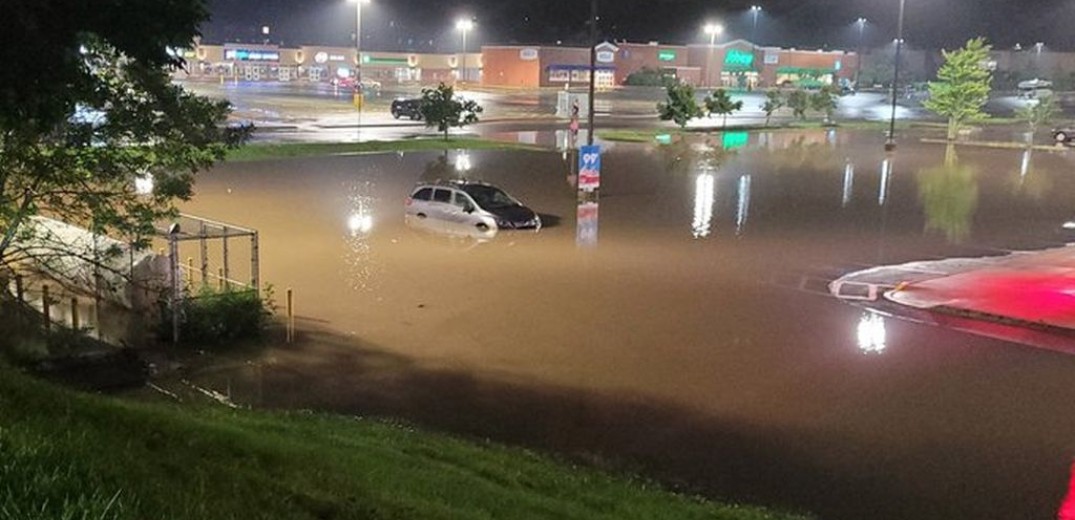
[{"left": 587, "top": 0, "right": 597, "bottom": 146}]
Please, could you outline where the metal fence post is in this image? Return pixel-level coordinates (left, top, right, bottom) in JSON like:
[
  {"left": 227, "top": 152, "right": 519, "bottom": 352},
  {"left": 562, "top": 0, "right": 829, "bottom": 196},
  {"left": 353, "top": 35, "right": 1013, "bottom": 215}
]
[
  {"left": 71, "top": 298, "right": 79, "bottom": 330},
  {"left": 14, "top": 275, "right": 23, "bottom": 303},
  {"left": 286, "top": 288, "right": 294, "bottom": 343},
  {"left": 170, "top": 235, "right": 181, "bottom": 344},
  {"left": 199, "top": 222, "right": 209, "bottom": 288},
  {"left": 251, "top": 231, "right": 260, "bottom": 296},
  {"left": 222, "top": 226, "right": 230, "bottom": 289}
]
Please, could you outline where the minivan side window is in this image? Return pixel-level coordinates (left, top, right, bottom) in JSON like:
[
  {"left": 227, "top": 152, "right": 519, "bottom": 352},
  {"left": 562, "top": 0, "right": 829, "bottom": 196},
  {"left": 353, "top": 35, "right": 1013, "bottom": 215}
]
[
  {"left": 412, "top": 188, "right": 433, "bottom": 201},
  {"left": 432, "top": 189, "right": 452, "bottom": 203},
  {"left": 452, "top": 191, "right": 472, "bottom": 209}
]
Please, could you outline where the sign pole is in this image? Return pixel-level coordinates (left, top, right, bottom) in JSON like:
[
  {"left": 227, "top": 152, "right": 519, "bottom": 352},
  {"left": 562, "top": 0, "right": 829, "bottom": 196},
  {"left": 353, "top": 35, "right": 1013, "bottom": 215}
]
[{"left": 587, "top": 0, "right": 597, "bottom": 146}]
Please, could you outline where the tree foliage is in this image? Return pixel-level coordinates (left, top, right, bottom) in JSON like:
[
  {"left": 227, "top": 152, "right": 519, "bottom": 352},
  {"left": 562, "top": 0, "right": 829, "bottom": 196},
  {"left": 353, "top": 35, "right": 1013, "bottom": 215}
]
[
  {"left": 704, "top": 89, "right": 743, "bottom": 128},
  {"left": 419, "top": 83, "right": 483, "bottom": 141},
  {"left": 1016, "top": 95, "right": 1059, "bottom": 135},
  {"left": 761, "top": 90, "right": 785, "bottom": 127},
  {"left": 657, "top": 83, "right": 703, "bottom": 129},
  {"left": 923, "top": 38, "right": 994, "bottom": 140},
  {"left": 786, "top": 90, "right": 810, "bottom": 120},
  {"left": 0, "top": 2, "right": 247, "bottom": 285},
  {"left": 809, "top": 86, "right": 839, "bottom": 124}
]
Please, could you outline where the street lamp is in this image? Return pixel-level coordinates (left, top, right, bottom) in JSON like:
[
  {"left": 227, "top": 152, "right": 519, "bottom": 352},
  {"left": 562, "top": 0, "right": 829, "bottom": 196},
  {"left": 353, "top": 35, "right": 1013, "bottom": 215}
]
[
  {"left": 886, "top": 0, "right": 906, "bottom": 151},
  {"left": 750, "top": 6, "right": 762, "bottom": 44},
  {"left": 854, "top": 18, "right": 867, "bottom": 89},
  {"left": 704, "top": 23, "right": 724, "bottom": 88},
  {"left": 349, "top": 0, "right": 370, "bottom": 141},
  {"left": 456, "top": 18, "right": 475, "bottom": 84}
]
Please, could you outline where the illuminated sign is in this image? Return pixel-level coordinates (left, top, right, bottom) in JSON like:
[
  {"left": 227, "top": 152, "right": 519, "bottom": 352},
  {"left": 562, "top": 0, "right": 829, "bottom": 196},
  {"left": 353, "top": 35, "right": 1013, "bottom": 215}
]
[
  {"left": 834, "top": 60, "right": 842, "bottom": 71},
  {"left": 764, "top": 53, "right": 779, "bottom": 65},
  {"left": 224, "top": 49, "right": 280, "bottom": 61},
  {"left": 520, "top": 48, "right": 539, "bottom": 61},
  {"left": 329, "top": 54, "right": 346, "bottom": 62},
  {"left": 363, "top": 55, "right": 409, "bottom": 65},
  {"left": 597, "top": 50, "right": 615, "bottom": 63},
  {"left": 724, "top": 49, "right": 754, "bottom": 68},
  {"left": 314, "top": 52, "right": 329, "bottom": 63},
  {"left": 658, "top": 50, "right": 677, "bottom": 62}
]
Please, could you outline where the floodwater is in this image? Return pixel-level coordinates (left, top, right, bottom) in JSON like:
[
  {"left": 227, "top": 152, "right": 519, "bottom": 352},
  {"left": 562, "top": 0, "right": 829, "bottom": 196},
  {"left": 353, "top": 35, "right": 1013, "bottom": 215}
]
[{"left": 181, "top": 129, "right": 1075, "bottom": 519}]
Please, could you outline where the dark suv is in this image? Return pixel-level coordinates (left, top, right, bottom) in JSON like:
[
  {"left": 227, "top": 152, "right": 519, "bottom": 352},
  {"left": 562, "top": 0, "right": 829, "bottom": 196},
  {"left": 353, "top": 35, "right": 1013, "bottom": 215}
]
[{"left": 391, "top": 99, "right": 423, "bottom": 120}]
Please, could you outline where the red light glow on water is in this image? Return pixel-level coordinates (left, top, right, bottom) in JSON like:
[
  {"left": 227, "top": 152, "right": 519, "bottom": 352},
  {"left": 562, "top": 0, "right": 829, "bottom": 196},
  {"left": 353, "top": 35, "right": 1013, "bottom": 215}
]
[{"left": 904, "top": 271, "right": 1075, "bottom": 327}]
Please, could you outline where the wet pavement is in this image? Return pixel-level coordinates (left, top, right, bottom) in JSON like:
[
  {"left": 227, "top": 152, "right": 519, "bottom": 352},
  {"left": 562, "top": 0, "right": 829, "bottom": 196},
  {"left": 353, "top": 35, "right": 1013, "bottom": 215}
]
[{"left": 178, "top": 129, "right": 1075, "bottom": 519}]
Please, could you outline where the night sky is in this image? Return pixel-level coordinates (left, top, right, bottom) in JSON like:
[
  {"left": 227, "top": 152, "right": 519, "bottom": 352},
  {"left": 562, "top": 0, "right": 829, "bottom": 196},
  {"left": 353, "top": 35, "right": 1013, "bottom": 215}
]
[{"left": 202, "top": 0, "right": 1074, "bottom": 52}]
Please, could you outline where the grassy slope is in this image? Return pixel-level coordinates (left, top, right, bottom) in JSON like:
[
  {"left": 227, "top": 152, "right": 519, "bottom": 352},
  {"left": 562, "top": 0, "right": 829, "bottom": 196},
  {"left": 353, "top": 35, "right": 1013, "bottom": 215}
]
[
  {"left": 226, "top": 138, "right": 543, "bottom": 162},
  {"left": 0, "top": 366, "right": 808, "bottom": 520}
]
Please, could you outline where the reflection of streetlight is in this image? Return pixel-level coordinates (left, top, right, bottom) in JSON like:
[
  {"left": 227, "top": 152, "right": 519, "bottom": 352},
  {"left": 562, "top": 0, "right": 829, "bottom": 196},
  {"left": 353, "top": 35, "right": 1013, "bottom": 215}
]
[
  {"left": 692, "top": 173, "right": 716, "bottom": 238},
  {"left": 736, "top": 174, "right": 752, "bottom": 236},
  {"left": 704, "top": 23, "right": 724, "bottom": 87},
  {"left": 347, "top": 212, "right": 374, "bottom": 235},
  {"left": 879, "top": 157, "right": 892, "bottom": 206},
  {"left": 886, "top": 0, "right": 907, "bottom": 151},
  {"left": 456, "top": 18, "right": 475, "bottom": 83},
  {"left": 857, "top": 312, "right": 887, "bottom": 354},
  {"left": 842, "top": 160, "right": 855, "bottom": 207},
  {"left": 456, "top": 152, "right": 472, "bottom": 172}
]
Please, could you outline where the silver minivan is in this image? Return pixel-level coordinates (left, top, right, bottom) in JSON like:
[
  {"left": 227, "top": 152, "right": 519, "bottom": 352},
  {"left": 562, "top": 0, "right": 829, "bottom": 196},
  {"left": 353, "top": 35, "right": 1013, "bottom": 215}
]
[{"left": 404, "top": 181, "right": 541, "bottom": 239}]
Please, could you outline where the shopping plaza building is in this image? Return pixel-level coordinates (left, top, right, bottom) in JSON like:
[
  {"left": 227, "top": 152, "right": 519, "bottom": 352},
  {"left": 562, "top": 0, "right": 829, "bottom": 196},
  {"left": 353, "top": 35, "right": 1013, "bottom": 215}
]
[{"left": 177, "top": 39, "right": 858, "bottom": 89}]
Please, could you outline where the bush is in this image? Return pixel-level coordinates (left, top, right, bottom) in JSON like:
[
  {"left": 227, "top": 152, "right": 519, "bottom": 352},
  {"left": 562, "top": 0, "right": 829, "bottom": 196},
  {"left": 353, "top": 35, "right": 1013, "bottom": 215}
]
[
  {"left": 161, "top": 286, "right": 274, "bottom": 347},
  {"left": 626, "top": 67, "right": 676, "bottom": 87}
]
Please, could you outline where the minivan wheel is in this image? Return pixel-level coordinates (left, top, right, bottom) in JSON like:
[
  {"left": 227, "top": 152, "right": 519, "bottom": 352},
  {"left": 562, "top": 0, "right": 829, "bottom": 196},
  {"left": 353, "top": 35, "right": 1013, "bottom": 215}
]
[
  {"left": 1057, "top": 132, "right": 1068, "bottom": 143},
  {"left": 476, "top": 223, "right": 490, "bottom": 231},
  {"left": 392, "top": 112, "right": 400, "bottom": 119}
]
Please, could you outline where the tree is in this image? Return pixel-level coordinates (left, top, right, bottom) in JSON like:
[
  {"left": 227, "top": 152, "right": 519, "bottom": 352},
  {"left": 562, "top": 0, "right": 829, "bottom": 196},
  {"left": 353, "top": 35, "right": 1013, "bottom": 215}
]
[
  {"left": 923, "top": 38, "right": 994, "bottom": 141},
  {"left": 704, "top": 89, "right": 743, "bottom": 129},
  {"left": 657, "top": 83, "right": 704, "bottom": 129},
  {"left": 0, "top": 3, "right": 247, "bottom": 294},
  {"left": 761, "top": 90, "right": 785, "bottom": 127},
  {"left": 1016, "top": 95, "right": 1059, "bottom": 137},
  {"left": 810, "top": 86, "right": 839, "bottom": 124},
  {"left": 786, "top": 89, "right": 810, "bottom": 120},
  {"left": 419, "top": 83, "right": 483, "bottom": 141}
]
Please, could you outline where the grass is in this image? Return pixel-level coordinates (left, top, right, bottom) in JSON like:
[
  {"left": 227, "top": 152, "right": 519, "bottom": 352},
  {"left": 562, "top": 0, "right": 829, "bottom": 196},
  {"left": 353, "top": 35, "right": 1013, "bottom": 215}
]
[
  {"left": 226, "top": 138, "right": 545, "bottom": 162},
  {"left": 0, "top": 364, "right": 810, "bottom": 520}
]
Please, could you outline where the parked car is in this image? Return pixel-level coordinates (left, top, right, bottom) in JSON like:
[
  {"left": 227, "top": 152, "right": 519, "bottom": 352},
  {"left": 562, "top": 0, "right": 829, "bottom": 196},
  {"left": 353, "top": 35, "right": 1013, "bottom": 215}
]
[
  {"left": 404, "top": 181, "right": 541, "bottom": 239},
  {"left": 391, "top": 98, "right": 423, "bottom": 120}
]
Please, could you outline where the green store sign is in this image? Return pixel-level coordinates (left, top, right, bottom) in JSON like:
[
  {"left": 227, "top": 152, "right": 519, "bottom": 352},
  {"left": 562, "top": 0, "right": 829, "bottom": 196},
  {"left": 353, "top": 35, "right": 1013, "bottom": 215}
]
[
  {"left": 724, "top": 49, "right": 755, "bottom": 69},
  {"left": 658, "top": 50, "right": 677, "bottom": 62}
]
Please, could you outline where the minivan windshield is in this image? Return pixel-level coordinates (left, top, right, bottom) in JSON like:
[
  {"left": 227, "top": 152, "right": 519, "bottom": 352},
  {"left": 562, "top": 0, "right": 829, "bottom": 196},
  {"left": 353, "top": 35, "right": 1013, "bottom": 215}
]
[{"left": 463, "top": 185, "right": 519, "bottom": 209}]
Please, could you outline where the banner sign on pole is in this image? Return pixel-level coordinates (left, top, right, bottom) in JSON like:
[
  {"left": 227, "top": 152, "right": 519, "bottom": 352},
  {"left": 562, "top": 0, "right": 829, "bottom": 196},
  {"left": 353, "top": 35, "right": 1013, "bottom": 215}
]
[{"left": 578, "top": 145, "right": 601, "bottom": 192}]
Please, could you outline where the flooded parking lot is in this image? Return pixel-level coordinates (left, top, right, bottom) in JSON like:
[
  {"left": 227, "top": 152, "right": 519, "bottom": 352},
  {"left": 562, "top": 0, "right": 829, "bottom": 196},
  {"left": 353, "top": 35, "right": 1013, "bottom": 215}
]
[{"left": 181, "top": 129, "right": 1075, "bottom": 519}]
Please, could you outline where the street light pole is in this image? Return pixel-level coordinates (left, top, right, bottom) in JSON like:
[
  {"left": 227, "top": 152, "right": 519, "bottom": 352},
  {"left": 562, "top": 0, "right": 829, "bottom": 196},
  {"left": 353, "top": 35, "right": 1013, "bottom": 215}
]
[
  {"left": 855, "top": 18, "right": 867, "bottom": 90},
  {"left": 704, "top": 24, "right": 724, "bottom": 88},
  {"left": 349, "top": 0, "right": 369, "bottom": 141},
  {"left": 456, "top": 19, "right": 474, "bottom": 84},
  {"left": 886, "top": 0, "right": 906, "bottom": 151},
  {"left": 751, "top": 6, "right": 761, "bottom": 44},
  {"left": 587, "top": 0, "right": 597, "bottom": 146}
]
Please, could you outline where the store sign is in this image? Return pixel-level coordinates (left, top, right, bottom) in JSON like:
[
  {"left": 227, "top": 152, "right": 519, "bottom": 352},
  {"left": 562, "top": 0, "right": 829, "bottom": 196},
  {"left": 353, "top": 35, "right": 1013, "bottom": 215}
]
[
  {"left": 520, "top": 48, "right": 539, "bottom": 61},
  {"left": 314, "top": 52, "right": 329, "bottom": 64},
  {"left": 329, "top": 54, "right": 346, "bottom": 62},
  {"left": 724, "top": 49, "right": 754, "bottom": 68},
  {"left": 597, "top": 50, "right": 615, "bottom": 63},
  {"left": 658, "top": 50, "right": 677, "bottom": 62},
  {"left": 225, "top": 49, "right": 280, "bottom": 62},
  {"left": 834, "top": 60, "right": 842, "bottom": 71},
  {"left": 764, "top": 53, "right": 779, "bottom": 65}
]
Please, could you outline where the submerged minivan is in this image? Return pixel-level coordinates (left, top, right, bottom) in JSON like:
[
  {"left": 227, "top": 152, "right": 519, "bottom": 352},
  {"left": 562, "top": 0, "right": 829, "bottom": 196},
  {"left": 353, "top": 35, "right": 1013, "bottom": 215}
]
[{"left": 404, "top": 181, "right": 541, "bottom": 239}]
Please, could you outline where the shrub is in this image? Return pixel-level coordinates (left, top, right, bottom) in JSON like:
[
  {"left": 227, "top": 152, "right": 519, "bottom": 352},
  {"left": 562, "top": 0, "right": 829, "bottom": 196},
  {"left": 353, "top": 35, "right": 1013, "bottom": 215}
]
[{"left": 160, "top": 286, "right": 274, "bottom": 347}]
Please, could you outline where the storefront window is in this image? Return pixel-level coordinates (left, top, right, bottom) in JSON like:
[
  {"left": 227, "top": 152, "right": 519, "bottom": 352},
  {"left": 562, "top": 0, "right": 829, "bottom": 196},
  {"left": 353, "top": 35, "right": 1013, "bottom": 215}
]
[{"left": 548, "top": 69, "right": 570, "bottom": 82}]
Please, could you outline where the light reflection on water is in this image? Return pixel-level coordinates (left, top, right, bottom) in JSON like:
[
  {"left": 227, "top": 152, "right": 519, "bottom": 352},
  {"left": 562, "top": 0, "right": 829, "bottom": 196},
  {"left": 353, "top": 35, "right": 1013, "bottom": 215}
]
[
  {"left": 692, "top": 173, "right": 716, "bottom": 239},
  {"left": 856, "top": 312, "right": 887, "bottom": 354}
]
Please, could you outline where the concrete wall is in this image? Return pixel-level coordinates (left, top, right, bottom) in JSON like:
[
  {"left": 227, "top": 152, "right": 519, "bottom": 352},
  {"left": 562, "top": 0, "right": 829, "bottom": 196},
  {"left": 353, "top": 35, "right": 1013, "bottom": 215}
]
[{"left": 482, "top": 46, "right": 541, "bottom": 87}]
